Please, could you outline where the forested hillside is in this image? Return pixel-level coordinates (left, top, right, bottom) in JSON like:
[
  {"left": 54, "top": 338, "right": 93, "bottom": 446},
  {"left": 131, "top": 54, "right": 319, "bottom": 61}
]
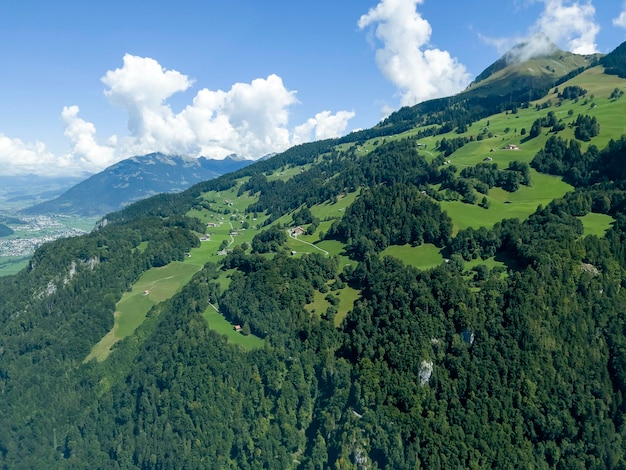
[{"left": 1, "top": 44, "right": 626, "bottom": 468}]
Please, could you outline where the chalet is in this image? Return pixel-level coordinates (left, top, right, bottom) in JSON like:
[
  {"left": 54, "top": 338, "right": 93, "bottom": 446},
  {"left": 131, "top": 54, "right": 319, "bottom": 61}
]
[
  {"left": 290, "top": 226, "right": 305, "bottom": 237},
  {"left": 504, "top": 144, "right": 520, "bottom": 150},
  {"left": 234, "top": 325, "right": 242, "bottom": 332},
  {"left": 143, "top": 290, "right": 149, "bottom": 296}
]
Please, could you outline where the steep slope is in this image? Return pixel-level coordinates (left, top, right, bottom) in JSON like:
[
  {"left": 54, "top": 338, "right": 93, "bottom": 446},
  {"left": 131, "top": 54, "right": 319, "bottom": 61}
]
[
  {"left": 2, "top": 42, "right": 626, "bottom": 468},
  {"left": 601, "top": 40, "right": 626, "bottom": 78},
  {"left": 22, "top": 153, "right": 252, "bottom": 216},
  {"left": 463, "top": 40, "right": 598, "bottom": 99}
]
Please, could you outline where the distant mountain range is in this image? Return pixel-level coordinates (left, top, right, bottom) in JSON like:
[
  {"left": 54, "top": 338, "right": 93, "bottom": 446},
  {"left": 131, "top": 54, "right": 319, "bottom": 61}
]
[{"left": 22, "top": 153, "right": 252, "bottom": 216}]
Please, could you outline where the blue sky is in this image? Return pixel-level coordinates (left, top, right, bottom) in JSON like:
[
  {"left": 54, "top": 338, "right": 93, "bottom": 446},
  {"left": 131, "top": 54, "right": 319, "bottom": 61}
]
[{"left": 0, "top": 0, "right": 625, "bottom": 176}]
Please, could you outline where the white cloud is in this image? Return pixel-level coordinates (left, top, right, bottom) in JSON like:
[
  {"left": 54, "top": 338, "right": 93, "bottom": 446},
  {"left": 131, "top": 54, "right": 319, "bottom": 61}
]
[
  {"left": 0, "top": 55, "right": 355, "bottom": 176},
  {"left": 358, "top": 0, "right": 471, "bottom": 106},
  {"left": 507, "top": 33, "right": 560, "bottom": 64},
  {"left": 533, "top": 0, "right": 599, "bottom": 54},
  {"left": 101, "top": 54, "right": 198, "bottom": 156},
  {"left": 293, "top": 110, "right": 356, "bottom": 145},
  {"left": 480, "top": 1, "right": 599, "bottom": 64},
  {"left": 0, "top": 134, "right": 61, "bottom": 176},
  {"left": 0, "top": 109, "right": 118, "bottom": 177},
  {"left": 100, "top": 56, "right": 354, "bottom": 161},
  {"left": 614, "top": 2, "right": 626, "bottom": 29},
  {"left": 181, "top": 74, "right": 298, "bottom": 159},
  {"left": 61, "top": 106, "right": 116, "bottom": 171}
]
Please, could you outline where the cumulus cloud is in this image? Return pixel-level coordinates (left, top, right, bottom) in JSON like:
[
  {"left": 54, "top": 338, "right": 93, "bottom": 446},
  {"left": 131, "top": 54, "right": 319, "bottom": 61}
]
[
  {"left": 293, "top": 110, "right": 356, "bottom": 145},
  {"left": 482, "top": 0, "right": 599, "bottom": 62},
  {"left": 101, "top": 54, "right": 197, "bottom": 156},
  {"left": 180, "top": 74, "right": 298, "bottom": 159},
  {"left": 0, "top": 54, "right": 355, "bottom": 176},
  {"left": 0, "top": 134, "right": 61, "bottom": 176},
  {"left": 614, "top": 2, "right": 626, "bottom": 29},
  {"left": 61, "top": 106, "right": 116, "bottom": 171},
  {"left": 358, "top": 0, "right": 471, "bottom": 106},
  {"left": 99, "top": 56, "right": 354, "bottom": 160},
  {"left": 533, "top": 0, "right": 599, "bottom": 54}
]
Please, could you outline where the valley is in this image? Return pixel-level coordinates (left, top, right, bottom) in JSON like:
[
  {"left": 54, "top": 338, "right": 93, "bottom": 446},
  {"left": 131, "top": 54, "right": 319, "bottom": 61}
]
[{"left": 0, "top": 214, "right": 97, "bottom": 276}]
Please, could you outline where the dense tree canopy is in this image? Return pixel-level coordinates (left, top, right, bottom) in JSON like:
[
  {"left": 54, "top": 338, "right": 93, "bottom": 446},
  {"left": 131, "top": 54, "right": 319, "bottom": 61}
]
[{"left": 2, "top": 60, "right": 626, "bottom": 468}]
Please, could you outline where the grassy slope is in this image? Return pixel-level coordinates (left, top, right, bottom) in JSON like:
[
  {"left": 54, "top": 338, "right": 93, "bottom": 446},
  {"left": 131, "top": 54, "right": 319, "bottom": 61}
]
[
  {"left": 87, "top": 66, "right": 626, "bottom": 358},
  {"left": 0, "top": 257, "right": 30, "bottom": 276},
  {"left": 341, "top": 66, "right": 625, "bottom": 266},
  {"left": 579, "top": 212, "right": 614, "bottom": 237},
  {"left": 202, "top": 304, "right": 265, "bottom": 350},
  {"left": 85, "top": 232, "right": 263, "bottom": 362},
  {"left": 382, "top": 243, "right": 444, "bottom": 270}
]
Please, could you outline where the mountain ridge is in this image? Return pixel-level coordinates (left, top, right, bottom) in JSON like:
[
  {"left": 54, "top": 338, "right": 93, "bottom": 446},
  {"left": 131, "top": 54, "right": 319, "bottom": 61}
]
[
  {"left": 463, "top": 40, "right": 600, "bottom": 99},
  {"left": 22, "top": 153, "right": 252, "bottom": 217},
  {"left": 2, "top": 40, "right": 626, "bottom": 468}
]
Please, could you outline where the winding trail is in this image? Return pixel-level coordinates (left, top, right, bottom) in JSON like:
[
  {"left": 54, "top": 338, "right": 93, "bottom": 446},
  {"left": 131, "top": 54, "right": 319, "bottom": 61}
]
[
  {"left": 287, "top": 231, "right": 329, "bottom": 256},
  {"left": 228, "top": 221, "right": 235, "bottom": 247}
]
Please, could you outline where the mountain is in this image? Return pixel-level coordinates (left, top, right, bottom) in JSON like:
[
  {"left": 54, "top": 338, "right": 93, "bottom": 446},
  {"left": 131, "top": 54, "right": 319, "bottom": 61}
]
[
  {"left": 2, "top": 43, "right": 626, "bottom": 468},
  {"left": 463, "top": 39, "right": 599, "bottom": 99},
  {"left": 22, "top": 153, "right": 252, "bottom": 216},
  {"left": 601, "top": 40, "right": 626, "bottom": 78}
]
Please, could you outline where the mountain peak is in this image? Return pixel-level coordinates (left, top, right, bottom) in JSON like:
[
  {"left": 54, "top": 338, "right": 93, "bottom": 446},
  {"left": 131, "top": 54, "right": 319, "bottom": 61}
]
[
  {"left": 503, "top": 33, "right": 559, "bottom": 65},
  {"left": 463, "top": 36, "right": 596, "bottom": 99},
  {"left": 472, "top": 34, "right": 562, "bottom": 87},
  {"left": 22, "top": 154, "right": 252, "bottom": 217}
]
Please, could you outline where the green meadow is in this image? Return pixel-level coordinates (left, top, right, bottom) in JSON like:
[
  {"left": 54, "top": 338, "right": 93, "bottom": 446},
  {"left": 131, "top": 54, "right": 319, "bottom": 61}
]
[
  {"left": 85, "top": 236, "right": 225, "bottom": 363},
  {"left": 382, "top": 243, "right": 444, "bottom": 270},
  {"left": 305, "top": 285, "right": 361, "bottom": 327},
  {"left": 0, "top": 256, "right": 30, "bottom": 276},
  {"left": 202, "top": 304, "right": 264, "bottom": 350},
  {"left": 579, "top": 212, "right": 615, "bottom": 238},
  {"left": 309, "top": 190, "right": 359, "bottom": 221},
  {"left": 441, "top": 171, "right": 574, "bottom": 233}
]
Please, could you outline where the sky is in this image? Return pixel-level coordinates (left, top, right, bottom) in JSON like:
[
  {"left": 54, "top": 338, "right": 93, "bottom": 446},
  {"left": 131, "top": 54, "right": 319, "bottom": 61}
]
[{"left": 0, "top": 0, "right": 625, "bottom": 177}]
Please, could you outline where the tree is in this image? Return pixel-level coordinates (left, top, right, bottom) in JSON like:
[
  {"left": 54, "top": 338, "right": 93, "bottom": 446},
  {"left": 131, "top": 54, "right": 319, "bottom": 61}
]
[
  {"left": 574, "top": 114, "right": 600, "bottom": 141},
  {"left": 251, "top": 226, "right": 287, "bottom": 253},
  {"left": 529, "top": 119, "right": 542, "bottom": 138}
]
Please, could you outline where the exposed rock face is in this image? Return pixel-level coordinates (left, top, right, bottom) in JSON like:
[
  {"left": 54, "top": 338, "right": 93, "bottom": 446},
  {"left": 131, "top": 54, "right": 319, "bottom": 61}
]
[{"left": 419, "top": 360, "right": 433, "bottom": 386}]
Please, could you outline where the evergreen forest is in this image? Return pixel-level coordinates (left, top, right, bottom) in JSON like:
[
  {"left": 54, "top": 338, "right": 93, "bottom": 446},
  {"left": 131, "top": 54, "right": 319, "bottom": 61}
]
[{"left": 2, "top": 42, "right": 626, "bottom": 469}]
